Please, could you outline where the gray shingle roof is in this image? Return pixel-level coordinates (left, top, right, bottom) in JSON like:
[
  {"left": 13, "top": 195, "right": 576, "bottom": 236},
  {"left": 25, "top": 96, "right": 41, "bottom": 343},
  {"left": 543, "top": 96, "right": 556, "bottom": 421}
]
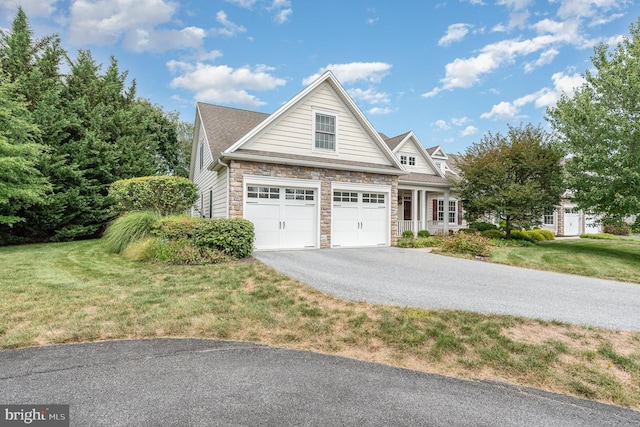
[
  {"left": 399, "top": 173, "right": 451, "bottom": 186},
  {"left": 197, "top": 102, "right": 269, "bottom": 159},
  {"left": 382, "top": 131, "right": 411, "bottom": 151}
]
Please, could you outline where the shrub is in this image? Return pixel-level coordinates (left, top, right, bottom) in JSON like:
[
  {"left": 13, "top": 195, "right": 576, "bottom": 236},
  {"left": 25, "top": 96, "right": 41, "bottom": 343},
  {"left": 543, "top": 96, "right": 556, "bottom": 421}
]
[
  {"left": 440, "top": 233, "right": 492, "bottom": 257},
  {"left": 402, "top": 230, "right": 415, "bottom": 239},
  {"left": 481, "top": 229, "right": 505, "bottom": 239},
  {"left": 469, "top": 221, "right": 498, "bottom": 231},
  {"left": 536, "top": 229, "right": 555, "bottom": 241},
  {"left": 510, "top": 230, "right": 536, "bottom": 242},
  {"left": 109, "top": 175, "right": 198, "bottom": 216},
  {"left": 603, "top": 223, "right": 631, "bottom": 236},
  {"left": 417, "top": 230, "right": 431, "bottom": 238},
  {"left": 103, "top": 211, "right": 161, "bottom": 253},
  {"left": 457, "top": 228, "right": 476, "bottom": 234},
  {"left": 155, "top": 216, "right": 254, "bottom": 258},
  {"left": 397, "top": 236, "right": 441, "bottom": 248}
]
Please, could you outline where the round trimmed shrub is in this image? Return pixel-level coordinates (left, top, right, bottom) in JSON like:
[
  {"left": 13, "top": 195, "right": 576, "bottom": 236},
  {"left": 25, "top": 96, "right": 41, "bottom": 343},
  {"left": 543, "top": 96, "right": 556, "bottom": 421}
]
[
  {"left": 109, "top": 175, "right": 198, "bottom": 216},
  {"left": 402, "top": 230, "right": 415, "bottom": 239},
  {"left": 417, "top": 230, "right": 431, "bottom": 238},
  {"left": 469, "top": 221, "right": 498, "bottom": 231}
]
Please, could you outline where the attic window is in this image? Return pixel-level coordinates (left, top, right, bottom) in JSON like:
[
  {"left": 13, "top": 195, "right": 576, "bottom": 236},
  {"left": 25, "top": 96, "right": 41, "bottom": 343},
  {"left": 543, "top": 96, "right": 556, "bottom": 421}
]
[
  {"left": 400, "top": 155, "right": 407, "bottom": 165},
  {"left": 409, "top": 156, "right": 416, "bottom": 166},
  {"left": 315, "top": 113, "right": 336, "bottom": 151}
]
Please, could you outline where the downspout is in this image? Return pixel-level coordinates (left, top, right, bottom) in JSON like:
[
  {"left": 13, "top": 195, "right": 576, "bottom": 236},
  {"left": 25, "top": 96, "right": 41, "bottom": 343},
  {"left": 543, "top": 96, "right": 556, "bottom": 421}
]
[{"left": 218, "top": 158, "right": 230, "bottom": 219}]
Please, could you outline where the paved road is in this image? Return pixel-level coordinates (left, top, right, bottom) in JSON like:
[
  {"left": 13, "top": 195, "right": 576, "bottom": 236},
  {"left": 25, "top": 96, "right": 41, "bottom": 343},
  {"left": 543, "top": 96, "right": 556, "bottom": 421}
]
[
  {"left": 1, "top": 339, "right": 638, "bottom": 426},
  {"left": 254, "top": 247, "right": 640, "bottom": 331}
]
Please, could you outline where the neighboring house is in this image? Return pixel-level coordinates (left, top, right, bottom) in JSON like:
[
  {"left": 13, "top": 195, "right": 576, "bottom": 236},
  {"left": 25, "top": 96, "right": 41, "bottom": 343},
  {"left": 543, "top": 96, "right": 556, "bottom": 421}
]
[
  {"left": 541, "top": 192, "right": 602, "bottom": 236},
  {"left": 189, "top": 71, "right": 463, "bottom": 250}
]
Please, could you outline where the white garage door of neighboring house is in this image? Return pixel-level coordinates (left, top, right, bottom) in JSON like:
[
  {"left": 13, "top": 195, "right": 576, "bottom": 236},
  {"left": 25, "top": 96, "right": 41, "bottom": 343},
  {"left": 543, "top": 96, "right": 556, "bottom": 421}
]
[
  {"left": 244, "top": 185, "right": 318, "bottom": 250},
  {"left": 332, "top": 190, "right": 388, "bottom": 247},
  {"left": 564, "top": 207, "right": 581, "bottom": 236},
  {"left": 585, "top": 215, "right": 601, "bottom": 234}
]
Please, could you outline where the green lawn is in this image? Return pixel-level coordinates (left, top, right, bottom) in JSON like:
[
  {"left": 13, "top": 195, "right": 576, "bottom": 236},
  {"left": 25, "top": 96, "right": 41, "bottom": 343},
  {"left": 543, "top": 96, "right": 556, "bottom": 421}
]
[
  {"left": 490, "top": 238, "right": 640, "bottom": 283},
  {"left": 0, "top": 239, "right": 639, "bottom": 409}
]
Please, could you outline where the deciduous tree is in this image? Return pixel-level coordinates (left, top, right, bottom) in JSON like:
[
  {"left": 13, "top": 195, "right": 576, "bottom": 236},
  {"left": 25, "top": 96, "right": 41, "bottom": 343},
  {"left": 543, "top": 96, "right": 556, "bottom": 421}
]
[
  {"left": 547, "top": 19, "right": 640, "bottom": 222},
  {"left": 455, "top": 124, "right": 565, "bottom": 239}
]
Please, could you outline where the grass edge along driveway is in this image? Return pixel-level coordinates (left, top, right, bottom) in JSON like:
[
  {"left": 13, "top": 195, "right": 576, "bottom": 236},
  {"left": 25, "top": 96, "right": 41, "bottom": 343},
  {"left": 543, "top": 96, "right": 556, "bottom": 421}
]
[{"left": 0, "top": 239, "right": 639, "bottom": 410}]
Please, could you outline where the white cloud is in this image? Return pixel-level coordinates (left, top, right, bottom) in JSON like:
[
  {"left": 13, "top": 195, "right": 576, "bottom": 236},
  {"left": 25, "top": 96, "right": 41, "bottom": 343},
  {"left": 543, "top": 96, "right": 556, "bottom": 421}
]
[
  {"left": 433, "top": 120, "right": 451, "bottom": 130},
  {"left": 224, "top": 0, "right": 257, "bottom": 8},
  {"left": 126, "top": 26, "right": 206, "bottom": 52},
  {"left": 210, "top": 10, "right": 247, "bottom": 37},
  {"left": 273, "top": 7, "right": 292, "bottom": 24},
  {"left": 268, "top": 0, "right": 292, "bottom": 24},
  {"left": 451, "top": 116, "right": 471, "bottom": 126},
  {"left": 438, "top": 23, "right": 472, "bottom": 46},
  {"left": 347, "top": 88, "right": 390, "bottom": 105},
  {"left": 368, "top": 107, "right": 393, "bottom": 115},
  {"left": 461, "top": 125, "right": 479, "bottom": 136},
  {"left": 524, "top": 48, "right": 559, "bottom": 73},
  {"left": 168, "top": 61, "right": 286, "bottom": 108},
  {"left": 0, "top": 0, "right": 58, "bottom": 17},
  {"left": 555, "top": 0, "right": 630, "bottom": 22},
  {"left": 481, "top": 71, "right": 585, "bottom": 120},
  {"left": 303, "top": 62, "right": 392, "bottom": 86},
  {"left": 68, "top": 0, "right": 206, "bottom": 52},
  {"left": 423, "top": 15, "right": 589, "bottom": 98}
]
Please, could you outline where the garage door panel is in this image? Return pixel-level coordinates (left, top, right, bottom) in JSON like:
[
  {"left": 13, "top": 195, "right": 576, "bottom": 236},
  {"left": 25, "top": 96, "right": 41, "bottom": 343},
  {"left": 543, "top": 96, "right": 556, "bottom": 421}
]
[
  {"left": 245, "top": 185, "right": 317, "bottom": 250},
  {"left": 332, "top": 205, "right": 359, "bottom": 247},
  {"left": 281, "top": 204, "right": 316, "bottom": 248},
  {"left": 332, "top": 191, "right": 388, "bottom": 247}
]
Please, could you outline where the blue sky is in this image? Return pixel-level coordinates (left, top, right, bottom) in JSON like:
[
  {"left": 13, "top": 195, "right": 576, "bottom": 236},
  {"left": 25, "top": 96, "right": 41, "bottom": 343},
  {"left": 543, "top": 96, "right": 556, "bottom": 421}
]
[{"left": 1, "top": 0, "right": 637, "bottom": 154}]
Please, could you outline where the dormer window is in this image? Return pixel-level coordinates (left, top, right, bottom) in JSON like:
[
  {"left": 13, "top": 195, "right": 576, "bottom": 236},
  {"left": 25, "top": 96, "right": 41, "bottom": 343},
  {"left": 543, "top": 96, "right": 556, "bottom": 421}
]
[
  {"left": 400, "top": 155, "right": 415, "bottom": 166},
  {"left": 314, "top": 113, "right": 336, "bottom": 151}
]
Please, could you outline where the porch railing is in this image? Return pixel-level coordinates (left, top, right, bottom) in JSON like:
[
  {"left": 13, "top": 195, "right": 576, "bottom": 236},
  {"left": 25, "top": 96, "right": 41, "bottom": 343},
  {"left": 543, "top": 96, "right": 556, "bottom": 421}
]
[{"left": 396, "top": 220, "right": 456, "bottom": 236}]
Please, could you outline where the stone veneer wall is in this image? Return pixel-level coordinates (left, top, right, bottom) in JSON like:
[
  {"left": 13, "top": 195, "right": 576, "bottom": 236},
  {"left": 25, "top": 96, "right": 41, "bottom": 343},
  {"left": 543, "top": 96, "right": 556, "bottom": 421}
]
[{"left": 228, "top": 160, "right": 398, "bottom": 248}]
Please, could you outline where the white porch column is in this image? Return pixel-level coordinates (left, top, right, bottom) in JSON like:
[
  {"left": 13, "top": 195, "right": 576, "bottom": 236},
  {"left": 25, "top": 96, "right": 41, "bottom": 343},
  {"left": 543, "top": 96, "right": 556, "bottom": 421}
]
[
  {"left": 443, "top": 190, "right": 450, "bottom": 234},
  {"left": 411, "top": 189, "right": 418, "bottom": 236},
  {"left": 421, "top": 190, "right": 427, "bottom": 231}
]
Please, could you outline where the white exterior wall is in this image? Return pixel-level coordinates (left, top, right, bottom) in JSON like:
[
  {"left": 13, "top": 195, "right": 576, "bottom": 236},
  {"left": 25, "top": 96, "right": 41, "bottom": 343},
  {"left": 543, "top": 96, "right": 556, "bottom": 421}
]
[
  {"left": 191, "top": 120, "right": 216, "bottom": 217},
  {"left": 211, "top": 168, "right": 228, "bottom": 218},
  {"left": 244, "top": 83, "right": 391, "bottom": 166},
  {"left": 397, "top": 139, "right": 438, "bottom": 175}
]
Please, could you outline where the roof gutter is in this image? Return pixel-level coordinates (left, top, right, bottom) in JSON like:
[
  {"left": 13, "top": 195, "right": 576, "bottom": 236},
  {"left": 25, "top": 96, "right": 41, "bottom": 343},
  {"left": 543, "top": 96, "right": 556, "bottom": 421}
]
[{"left": 221, "top": 152, "right": 408, "bottom": 176}]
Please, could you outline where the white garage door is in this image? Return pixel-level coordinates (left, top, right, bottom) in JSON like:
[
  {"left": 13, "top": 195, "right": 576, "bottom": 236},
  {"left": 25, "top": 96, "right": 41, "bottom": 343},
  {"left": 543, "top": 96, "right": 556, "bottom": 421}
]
[
  {"left": 563, "top": 207, "right": 580, "bottom": 236},
  {"left": 332, "top": 191, "right": 387, "bottom": 247},
  {"left": 585, "top": 215, "right": 601, "bottom": 234},
  {"left": 245, "top": 186, "right": 317, "bottom": 250}
]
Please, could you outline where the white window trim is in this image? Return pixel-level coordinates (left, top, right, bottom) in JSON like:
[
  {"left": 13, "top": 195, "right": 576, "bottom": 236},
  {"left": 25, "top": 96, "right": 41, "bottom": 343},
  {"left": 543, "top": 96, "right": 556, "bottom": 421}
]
[
  {"left": 438, "top": 198, "right": 457, "bottom": 225},
  {"left": 312, "top": 108, "right": 339, "bottom": 154}
]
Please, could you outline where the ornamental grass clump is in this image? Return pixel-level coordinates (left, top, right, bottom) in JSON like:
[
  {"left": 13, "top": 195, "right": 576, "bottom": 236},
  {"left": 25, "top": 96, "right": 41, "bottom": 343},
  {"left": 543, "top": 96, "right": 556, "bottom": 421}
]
[{"left": 103, "top": 211, "right": 161, "bottom": 253}]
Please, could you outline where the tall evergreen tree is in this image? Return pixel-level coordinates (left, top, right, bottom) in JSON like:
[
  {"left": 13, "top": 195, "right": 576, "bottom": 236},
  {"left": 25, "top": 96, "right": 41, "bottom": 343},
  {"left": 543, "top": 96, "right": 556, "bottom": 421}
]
[
  {"left": 0, "top": 75, "right": 50, "bottom": 234},
  {"left": 1, "top": 8, "right": 189, "bottom": 242}
]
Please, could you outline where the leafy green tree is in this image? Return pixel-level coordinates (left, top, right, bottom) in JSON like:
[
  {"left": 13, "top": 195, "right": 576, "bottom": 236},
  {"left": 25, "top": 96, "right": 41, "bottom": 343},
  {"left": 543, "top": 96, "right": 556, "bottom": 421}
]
[
  {"left": 547, "top": 19, "right": 640, "bottom": 222},
  {"left": 0, "top": 77, "right": 50, "bottom": 230},
  {"left": 455, "top": 124, "right": 565, "bottom": 239}
]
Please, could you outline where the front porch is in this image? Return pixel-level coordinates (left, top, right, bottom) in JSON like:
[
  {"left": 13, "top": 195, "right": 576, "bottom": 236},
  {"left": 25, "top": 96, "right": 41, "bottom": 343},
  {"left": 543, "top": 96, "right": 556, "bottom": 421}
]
[{"left": 396, "top": 188, "right": 464, "bottom": 236}]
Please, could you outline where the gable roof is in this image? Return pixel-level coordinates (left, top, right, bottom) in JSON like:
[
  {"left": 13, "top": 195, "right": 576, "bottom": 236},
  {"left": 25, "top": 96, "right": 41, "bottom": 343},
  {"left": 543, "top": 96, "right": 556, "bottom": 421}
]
[
  {"left": 196, "top": 103, "right": 269, "bottom": 160},
  {"left": 223, "top": 71, "right": 404, "bottom": 172},
  {"left": 382, "top": 131, "right": 446, "bottom": 179},
  {"left": 427, "top": 145, "right": 448, "bottom": 159}
]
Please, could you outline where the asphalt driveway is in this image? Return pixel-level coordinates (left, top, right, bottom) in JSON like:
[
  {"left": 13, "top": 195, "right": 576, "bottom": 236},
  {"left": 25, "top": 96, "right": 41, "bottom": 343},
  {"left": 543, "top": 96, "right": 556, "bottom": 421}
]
[
  {"left": 1, "top": 339, "right": 638, "bottom": 426},
  {"left": 254, "top": 247, "right": 640, "bottom": 331}
]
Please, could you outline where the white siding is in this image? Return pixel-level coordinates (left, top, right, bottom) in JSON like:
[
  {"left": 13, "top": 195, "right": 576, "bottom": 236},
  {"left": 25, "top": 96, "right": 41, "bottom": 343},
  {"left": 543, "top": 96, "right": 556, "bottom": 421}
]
[
  {"left": 191, "top": 120, "right": 217, "bottom": 217},
  {"left": 211, "top": 168, "right": 228, "bottom": 218},
  {"left": 397, "top": 139, "right": 438, "bottom": 175},
  {"left": 244, "top": 83, "right": 391, "bottom": 166}
]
